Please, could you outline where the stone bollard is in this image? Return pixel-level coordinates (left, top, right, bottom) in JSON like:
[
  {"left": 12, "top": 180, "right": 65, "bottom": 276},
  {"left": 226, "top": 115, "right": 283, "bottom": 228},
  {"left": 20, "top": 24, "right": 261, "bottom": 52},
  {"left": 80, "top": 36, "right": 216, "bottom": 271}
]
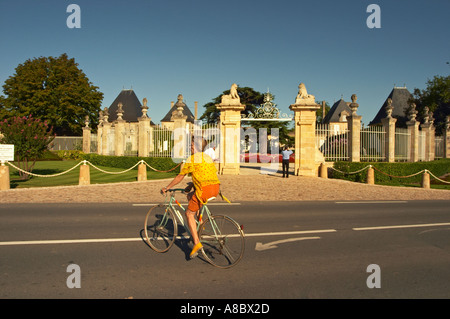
[
  {"left": 137, "top": 162, "right": 147, "bottom": 181},
  {"left": 421, "top": 170, "right": 430, "bottom": 189},
  {"left": 0, "top": 163, "right": 10, "bottom": 190},
  {"left": 79, "top": 161, "right": 90, "bottom": 186},
  {"left": 366, "top": 166, "right": 374, "bottom": 185},
  {"left": 319, "top": 162, "right": 328, "bottom": 178}
]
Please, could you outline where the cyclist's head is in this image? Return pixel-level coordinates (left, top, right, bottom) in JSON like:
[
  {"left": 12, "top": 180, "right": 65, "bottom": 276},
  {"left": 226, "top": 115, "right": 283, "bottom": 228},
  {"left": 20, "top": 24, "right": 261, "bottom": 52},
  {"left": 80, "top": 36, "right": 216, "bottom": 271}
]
[{"left": 191, "top": 135, "right": 207, "bottom": 153}]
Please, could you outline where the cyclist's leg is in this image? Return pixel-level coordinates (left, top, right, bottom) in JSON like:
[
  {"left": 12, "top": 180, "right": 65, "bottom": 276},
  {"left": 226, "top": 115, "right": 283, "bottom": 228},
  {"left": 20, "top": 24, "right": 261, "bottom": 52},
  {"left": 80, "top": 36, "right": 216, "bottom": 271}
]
[
  {"left": 186, "top": 195, "right": 203, "bottom": 258},
  {"left": 187, "top": 185, "right": 220, "bottom": 258},
  {"left": 186, "top": 208, "right": 200, "bottom": 244}
]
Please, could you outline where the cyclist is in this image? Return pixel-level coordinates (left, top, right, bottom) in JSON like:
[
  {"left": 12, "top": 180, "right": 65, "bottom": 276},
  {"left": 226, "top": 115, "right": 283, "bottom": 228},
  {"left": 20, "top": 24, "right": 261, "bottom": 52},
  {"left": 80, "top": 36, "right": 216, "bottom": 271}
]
[{"left": 161, "top": 136, "right": 220, "bottom": 259}]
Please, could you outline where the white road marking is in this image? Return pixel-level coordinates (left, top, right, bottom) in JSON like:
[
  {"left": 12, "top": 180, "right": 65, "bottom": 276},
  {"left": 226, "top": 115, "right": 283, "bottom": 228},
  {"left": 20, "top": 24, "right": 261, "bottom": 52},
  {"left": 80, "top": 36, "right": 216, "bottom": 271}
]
[
  {"left": 244, "top": 229, "right": 336, "bottom": 237},
  {"left": 2, "top": 223, "right": 449, "bottom": 247},
  {"left": 335, "top": 201, "right": 408, "bottom": 204},
  {"left": 255, "top": 237, "right": 321, "bottom": 251},
  {"left": 132, "top": 203, "right": 241, "bottom": 206},
  {"left": 0, "top": 229, "right": 335, "bottom": 247},
  {"left": 0, "top": 238, "right": 141, "bottom": 246},
  {"left": 353, "top": 222, "right": 450, "bottom": 231}
]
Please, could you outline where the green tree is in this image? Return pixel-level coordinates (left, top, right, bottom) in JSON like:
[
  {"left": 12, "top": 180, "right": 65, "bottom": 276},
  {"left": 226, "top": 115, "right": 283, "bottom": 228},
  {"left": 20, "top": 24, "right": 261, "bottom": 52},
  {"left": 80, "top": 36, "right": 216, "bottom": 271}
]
[
  {"left": 0, "top": 115, "right": 55, "bottom": 180},
  {"left": 199, "top": 86, "right": 264, "bottom": 124},
  {"left": 411, "top": 75, "right": 450, "bottom": 134},
  {"left": 0, "top": 53, "right": 103, "bottom": 135},
  {"left": 316, "top": 100, "right": 331, "bottom": 123}
]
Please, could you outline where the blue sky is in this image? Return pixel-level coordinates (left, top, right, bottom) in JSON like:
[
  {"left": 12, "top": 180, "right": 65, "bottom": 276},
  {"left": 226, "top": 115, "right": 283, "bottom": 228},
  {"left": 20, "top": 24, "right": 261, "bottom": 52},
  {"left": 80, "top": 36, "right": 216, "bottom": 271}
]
[{"left": 1, "top": 0, "right": 449, "bottom": 126}]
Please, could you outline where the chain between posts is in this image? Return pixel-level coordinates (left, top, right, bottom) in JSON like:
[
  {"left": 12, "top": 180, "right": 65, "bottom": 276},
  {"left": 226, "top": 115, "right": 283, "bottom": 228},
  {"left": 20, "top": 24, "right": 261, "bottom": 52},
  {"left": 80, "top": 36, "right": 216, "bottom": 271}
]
[
  {"left": 329, "top": 164, "right": 450, "bottom": 184},
  {"left": 4, "top": 160, "right": 450, "bottom": 184},
  {"left": 5, "top": 160, "right": 181, "bottom": 177}
]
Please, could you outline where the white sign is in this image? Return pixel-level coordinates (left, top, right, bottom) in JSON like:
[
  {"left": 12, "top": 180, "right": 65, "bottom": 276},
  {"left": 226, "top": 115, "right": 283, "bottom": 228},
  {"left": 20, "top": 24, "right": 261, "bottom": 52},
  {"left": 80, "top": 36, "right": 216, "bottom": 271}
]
[{"left": 0, "top": 144, "right": 14, "bottom": 162}]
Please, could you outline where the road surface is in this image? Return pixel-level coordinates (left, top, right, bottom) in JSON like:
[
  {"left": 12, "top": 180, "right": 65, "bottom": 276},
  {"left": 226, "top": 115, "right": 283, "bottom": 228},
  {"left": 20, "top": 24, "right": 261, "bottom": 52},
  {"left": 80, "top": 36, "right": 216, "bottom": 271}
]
[{"left": 1, "top": 200, "right": 449, "bottom": 301}]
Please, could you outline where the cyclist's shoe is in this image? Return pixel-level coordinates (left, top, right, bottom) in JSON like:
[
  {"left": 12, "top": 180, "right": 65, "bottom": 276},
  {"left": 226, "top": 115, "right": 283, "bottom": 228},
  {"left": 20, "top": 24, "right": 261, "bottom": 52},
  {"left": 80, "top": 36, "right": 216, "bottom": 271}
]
[{"left": 190, "top": 243, "right": 203, "bottom": 259}]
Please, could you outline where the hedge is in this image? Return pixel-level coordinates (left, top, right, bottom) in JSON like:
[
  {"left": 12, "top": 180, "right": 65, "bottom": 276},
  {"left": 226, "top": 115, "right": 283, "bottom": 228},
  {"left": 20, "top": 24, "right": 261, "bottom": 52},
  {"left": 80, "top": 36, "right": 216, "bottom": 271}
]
[
  {"left": 332, "top": 159, "right": 450, "bottom": 185},
  {"left": 81, "top": 153, "right": 181, "bottom": 174}
]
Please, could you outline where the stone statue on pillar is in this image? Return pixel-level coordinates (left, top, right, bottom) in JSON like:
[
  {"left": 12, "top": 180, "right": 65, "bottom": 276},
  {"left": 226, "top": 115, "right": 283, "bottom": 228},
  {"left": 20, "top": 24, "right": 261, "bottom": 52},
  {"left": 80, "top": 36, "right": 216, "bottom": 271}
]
[
  {"left": 171, "top": 94, "right": 187, "bottom": 120},
  {"left": 385, "top": 98, "right": 394, "bottom": 118},
  {"left": 295, "top": 83, "right": 316, "bottom": 105},
  {"left": 116, "top": 102, "right": 124, "bottom": 121},
  {"left": 349, "top": 94, "right": 359, "bottom": 115},
  {"left": 102, "top": 107, "right": 109, "bottom": 123},
  {"left": 408, "top": 103, "right": 418, "bottom": 121},
  {"left": 220, "top": 83, "right": 241, "bottom": 105},
  {"left": 141, "top": 98, "right": 149, "bottom": 118}
]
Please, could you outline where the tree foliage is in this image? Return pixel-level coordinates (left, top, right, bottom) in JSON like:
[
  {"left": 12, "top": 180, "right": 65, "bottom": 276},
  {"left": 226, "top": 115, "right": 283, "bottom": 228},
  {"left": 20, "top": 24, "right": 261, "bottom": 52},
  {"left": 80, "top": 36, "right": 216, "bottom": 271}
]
[
  {"left": 199, "top": 86, "right": 264, "bottom": 124},
  {"left": 0, "top": 115, "right": 55, "bottom": 179},
  {"left": 0, "top": 53, "right": 103, "bottom": 135},
  {"left": 316, "top": 100, "right": 331, "bottom": 123},
  {"left": 411, "top": 75, "right": 450, "bottom": 134}
]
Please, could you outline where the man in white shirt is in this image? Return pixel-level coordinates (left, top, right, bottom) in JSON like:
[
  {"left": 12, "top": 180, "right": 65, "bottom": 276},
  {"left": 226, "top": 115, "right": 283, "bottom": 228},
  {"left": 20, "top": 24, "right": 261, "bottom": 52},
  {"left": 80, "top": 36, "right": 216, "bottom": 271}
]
[
  {"left": 204, "top": 146, "right": 216, "bottom": 162},
  {"left": 281, "top": 146, "right": 293, "bottom": 178}
]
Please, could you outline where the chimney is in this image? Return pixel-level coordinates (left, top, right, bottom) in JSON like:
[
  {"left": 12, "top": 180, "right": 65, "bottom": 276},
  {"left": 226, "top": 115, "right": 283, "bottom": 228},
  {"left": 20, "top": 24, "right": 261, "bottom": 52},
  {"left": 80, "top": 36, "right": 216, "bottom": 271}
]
[
  {"left": 170, "top": 101, "right": 174, "bottom": 109},
  {"left": 195, "top": 101, "right": 198, "bottom": 120},
  {"left": 322, "top": 101, "right": 326, "bottom": 123}
]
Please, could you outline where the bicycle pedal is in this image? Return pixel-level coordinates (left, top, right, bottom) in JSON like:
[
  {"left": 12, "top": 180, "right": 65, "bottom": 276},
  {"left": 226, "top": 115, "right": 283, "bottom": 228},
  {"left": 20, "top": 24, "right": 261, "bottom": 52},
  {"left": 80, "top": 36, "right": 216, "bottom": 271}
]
[
  {"left": 190, "top": 252, "right": 198, "bottom": 259},
  {"left": 189, "top": 243, "right": 203, "bottom": 259}
]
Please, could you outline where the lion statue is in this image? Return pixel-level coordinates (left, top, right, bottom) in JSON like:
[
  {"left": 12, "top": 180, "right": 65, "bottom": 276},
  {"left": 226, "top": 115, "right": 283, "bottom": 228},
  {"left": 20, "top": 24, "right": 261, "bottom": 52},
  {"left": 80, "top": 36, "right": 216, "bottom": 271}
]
[
  {"left": 295, "top": 83, "right": 315, "bottom": 104},
  {"left": 221, "top": 83, "right": 241, "bottom": 105}
]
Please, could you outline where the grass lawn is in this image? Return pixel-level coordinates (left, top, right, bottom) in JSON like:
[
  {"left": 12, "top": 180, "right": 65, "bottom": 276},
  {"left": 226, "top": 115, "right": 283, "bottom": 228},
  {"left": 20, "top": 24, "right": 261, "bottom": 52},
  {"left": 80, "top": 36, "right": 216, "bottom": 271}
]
[
  {"left": 8, "top": 160, "right": 177, "bottom": 189},
  {"left": 375, "top": 179, "right": 450, "bottom": 190}
]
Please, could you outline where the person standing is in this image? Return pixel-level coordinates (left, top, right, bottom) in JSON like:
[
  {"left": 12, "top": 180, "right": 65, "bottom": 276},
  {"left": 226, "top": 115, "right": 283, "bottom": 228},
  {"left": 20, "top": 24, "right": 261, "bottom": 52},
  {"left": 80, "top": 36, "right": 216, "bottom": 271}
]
[{"left": 281, "top": 146, "right": 293, "bottom": 178}]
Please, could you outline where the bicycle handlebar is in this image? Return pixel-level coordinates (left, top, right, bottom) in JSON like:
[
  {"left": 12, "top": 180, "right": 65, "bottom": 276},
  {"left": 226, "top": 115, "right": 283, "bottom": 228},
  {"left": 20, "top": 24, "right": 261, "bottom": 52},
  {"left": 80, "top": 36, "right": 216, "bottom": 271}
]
[
  {"left": 168, "top": 188, "right": 186, "bottom": 193},
  {"left": 161, "top": 188, "right": 186, "bottom": 196}
]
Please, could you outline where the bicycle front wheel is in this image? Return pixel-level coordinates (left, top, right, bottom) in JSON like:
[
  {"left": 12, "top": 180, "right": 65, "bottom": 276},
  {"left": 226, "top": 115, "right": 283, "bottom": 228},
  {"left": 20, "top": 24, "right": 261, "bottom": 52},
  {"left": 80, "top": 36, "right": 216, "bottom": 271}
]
[
  {"left": 198, "top": 215, "right": 245, "bottom": 268},
  {"left": 144, "top": 204, "right": 177, "bottom": 253}
]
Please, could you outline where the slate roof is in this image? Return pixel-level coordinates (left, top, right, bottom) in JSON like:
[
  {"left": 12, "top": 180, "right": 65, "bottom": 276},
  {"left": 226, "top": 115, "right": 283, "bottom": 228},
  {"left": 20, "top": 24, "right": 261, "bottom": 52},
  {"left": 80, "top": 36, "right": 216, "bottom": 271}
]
[
  {"left": 369, "top": 87, "right": 413, "bottom": 126},
  {"left": 322, "top": 99, "right": 351, "bottom": 123},
  {"left": 161, "top": 98, "right": 195, "bottom": 123},
  {"left": 108, "top": 89, "right": 144, "bottom": 122}
]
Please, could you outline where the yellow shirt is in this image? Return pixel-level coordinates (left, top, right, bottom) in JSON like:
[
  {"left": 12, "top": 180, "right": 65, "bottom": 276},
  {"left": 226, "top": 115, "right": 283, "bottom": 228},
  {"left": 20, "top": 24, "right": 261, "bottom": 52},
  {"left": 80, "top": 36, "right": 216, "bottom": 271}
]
[{"left": 179, "top": 152, "right": 220, "bottom": 198}]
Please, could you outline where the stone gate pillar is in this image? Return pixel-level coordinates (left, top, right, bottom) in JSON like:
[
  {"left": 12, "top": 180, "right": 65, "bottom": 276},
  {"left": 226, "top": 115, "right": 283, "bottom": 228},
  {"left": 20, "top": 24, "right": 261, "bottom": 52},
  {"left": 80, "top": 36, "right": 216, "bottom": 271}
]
[
  {"left": 420, "top": 107, "right": 435, "bottom": 161},
  {"left": 114, "top": 103, "right": 125, "bottom": 156},
  {"left": 347, "top": 94, "right": 362, "bottom": 162},
  {"left": 138, "top": 98, "right": 151, "bottom": 157},
  {"left": 445, "top": 116, "right": 450, "bottom": 159},
  {"left": 96, "top": 110, "right": 103, "bottom": 154},
  {"left": 171, "top": 95, "right": 188, "bottom": 160},
  {"left": 406, "top": 103, "right": 419, "bottom": 162},
  {"left": 289, "top": 83, "right": 320, "bottom": 176},
  {"left": 216, "top": 84, "right": 245, "bottom": 175},
  {"left": 101, "top": 108, "right": 111, "bottom": 156},
  {"left": 0, "top": 162, "right": 10, "bottom": 190},
  {"left": 381, "top": 98, "right": 397, "bottom": 162},
  {"left": 82, "top": 116, "right": 91, "bottom": 154}
]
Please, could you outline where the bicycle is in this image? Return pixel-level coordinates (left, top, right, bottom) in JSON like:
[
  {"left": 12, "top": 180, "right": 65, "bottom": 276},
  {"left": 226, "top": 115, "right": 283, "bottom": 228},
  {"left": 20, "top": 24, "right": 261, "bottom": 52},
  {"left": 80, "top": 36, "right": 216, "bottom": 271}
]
[{"left": 144, "top": 188, "right": 245, "bottom": 268}]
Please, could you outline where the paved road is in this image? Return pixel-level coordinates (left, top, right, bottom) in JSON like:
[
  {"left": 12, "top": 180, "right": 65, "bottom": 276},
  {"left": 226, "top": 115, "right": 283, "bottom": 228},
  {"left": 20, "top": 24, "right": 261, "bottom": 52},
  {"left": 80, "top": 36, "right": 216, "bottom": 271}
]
[{"left": 1, "top": 200, "right": 449, "bottom": 301}]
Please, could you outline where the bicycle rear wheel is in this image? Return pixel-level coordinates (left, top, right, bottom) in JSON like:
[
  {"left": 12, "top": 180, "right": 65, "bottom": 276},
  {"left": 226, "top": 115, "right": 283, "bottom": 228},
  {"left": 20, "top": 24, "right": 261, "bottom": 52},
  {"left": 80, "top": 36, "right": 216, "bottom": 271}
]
[
  {"left": 198, "top": 215, "right": 245, "bottom": 268},
  {"left": 144, "top": 204, "right": 177, "bottom": 253}
]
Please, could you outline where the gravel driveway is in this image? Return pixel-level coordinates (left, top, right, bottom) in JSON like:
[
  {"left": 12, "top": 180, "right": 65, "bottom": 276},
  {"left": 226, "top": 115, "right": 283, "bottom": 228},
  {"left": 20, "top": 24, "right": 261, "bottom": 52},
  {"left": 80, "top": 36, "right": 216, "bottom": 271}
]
[{"left": 1, "top": 172, "right": 449, "bottom": 204}]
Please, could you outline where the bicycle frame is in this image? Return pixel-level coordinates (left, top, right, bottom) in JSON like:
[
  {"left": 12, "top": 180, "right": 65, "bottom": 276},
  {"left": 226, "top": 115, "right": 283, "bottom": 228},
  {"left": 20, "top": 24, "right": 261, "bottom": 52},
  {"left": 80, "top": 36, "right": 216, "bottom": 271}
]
[{"left": 163, "top": 188, "right": 213, "bottom": 237}]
